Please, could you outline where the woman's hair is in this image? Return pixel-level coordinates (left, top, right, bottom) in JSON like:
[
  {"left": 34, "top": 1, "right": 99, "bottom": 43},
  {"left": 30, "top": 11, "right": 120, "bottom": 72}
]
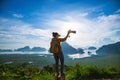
[{"left": 52, "top": 32, "right": 59, "bottom": 37}]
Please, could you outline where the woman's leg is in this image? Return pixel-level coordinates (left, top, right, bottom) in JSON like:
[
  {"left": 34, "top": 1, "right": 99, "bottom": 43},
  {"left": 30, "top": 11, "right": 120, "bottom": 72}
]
[
  {"left": 53, "top": 54, "right": 59, "bottom": 76},
  {"left": 59, "top": 52, "right": 64, "bottom": 75}
]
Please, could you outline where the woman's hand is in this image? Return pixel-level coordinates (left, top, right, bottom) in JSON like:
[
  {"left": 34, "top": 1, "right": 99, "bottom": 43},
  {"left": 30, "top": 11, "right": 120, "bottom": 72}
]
[
  {"left": 66, "top": 29, "right": 71, "bottom": 38},
  {"left": 68, "top": 29, "right": 71, "bottom": 34}
]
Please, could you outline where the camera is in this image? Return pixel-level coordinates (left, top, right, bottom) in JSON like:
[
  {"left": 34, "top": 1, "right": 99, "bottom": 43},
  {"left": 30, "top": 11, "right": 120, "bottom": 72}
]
[{"left": 70, "top": 30, "right": 76, "bottom": 34}]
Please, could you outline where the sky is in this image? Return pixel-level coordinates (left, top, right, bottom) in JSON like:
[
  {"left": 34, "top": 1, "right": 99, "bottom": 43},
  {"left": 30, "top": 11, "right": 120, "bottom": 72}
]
[{"left": 0, "top": 0, "right": 120, "bottom": 49}]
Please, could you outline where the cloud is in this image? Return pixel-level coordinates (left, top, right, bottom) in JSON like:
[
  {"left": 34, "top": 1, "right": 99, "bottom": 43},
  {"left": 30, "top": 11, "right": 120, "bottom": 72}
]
[
  {"left": 12, "top": 13, "right": 24, "bottom": 18},
  {"left": 116, "top": 9, "right": 120, "bottom": 13},
  {"left": 41, "top": 10, "right": 120, "bottom": 48},
  {"left": 0, "top": 18, "right": 51, "bottom": 49},
  {"left": 0, "top": 8, "right": 120, "bottom": 49}
]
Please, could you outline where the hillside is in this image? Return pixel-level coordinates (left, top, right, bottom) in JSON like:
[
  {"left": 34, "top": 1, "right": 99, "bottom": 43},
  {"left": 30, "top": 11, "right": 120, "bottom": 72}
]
[
  {"left": 0, "top": 54, "right": 120, "bottom": 67},
  {"left": 61, "top": 42, "right": 78, "bottom": 54},
  {"left": 96, "top": 42, "right": 120, "bottom": 55}
]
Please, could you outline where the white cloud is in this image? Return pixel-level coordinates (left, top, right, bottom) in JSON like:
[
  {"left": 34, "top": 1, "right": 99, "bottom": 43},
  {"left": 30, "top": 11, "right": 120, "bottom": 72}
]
[
  {"left": 42, "top": 10, "right": 120, "bottom": 48},
  {"left": 0, "top": 18, "right": 51, "bottom": 49},
  {"left": 0, "top": 9, "right": 120, "bottom": 49},
  {"left": 116, "top": 9, "right": 120, "bottom": 13},
  {"left": 13, "top": 14, "right": 24, "bottom": 18}
]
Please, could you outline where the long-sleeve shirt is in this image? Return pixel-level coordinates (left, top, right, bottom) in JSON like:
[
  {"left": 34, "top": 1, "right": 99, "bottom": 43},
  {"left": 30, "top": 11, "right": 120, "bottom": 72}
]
[{"left": 51, "top": 37, "right": 67, "bottom": 53}]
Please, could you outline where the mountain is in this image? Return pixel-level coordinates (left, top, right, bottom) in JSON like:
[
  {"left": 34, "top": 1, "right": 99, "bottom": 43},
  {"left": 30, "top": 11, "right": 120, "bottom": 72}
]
[
  {"left": 14, "top": 46, "right": 46, "bottom": 52},
  {"left": 77, "top": 48, "right": 84, "bottom": 54},
  {"left": 96, "top": 42, "right": 120, "bottom": 55},
  {"left": 0, "top": 49, "right": 13, "bottom": 52},
  {"left": 88, "top": 46, "right": 97, "bottom": 50},
  {"left": 0, "top": 46, "right": 46, "bottom": 52},
  {"left": 31, "top": 47, "right": 46, "bottom": 52},
  {"left": 15, "top": 46, "right": 31, "bottom": 52},
  {"left": 61, "top": 42, "right": 78, "bottom": 54}
]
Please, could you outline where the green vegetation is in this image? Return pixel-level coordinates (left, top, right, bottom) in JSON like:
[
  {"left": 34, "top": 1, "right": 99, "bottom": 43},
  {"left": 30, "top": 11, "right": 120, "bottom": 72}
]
[
  {"left": 0, "top": 54, "right": 54, "bottom": 67},
  {"left": 0, "top": 54, "right": 120, "bottom": 67},
  {"left": 0, "top": 63, "right": 120, "bottom": 80},
  {"left": 66, "top": 64, "right": 120, "bottom": 80},
  {"left": 0, "top": 54, "right": 120, "bottom": 79}
]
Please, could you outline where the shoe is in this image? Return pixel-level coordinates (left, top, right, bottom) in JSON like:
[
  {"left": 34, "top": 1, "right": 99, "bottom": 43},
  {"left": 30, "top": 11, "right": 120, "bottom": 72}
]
[
  {"left": 59, "top": 73, "right": 65, "bottom": 80},
  {"left": 60, "top": 73, "right": 65, "bottom": 76},
  {"left": 55, "top": 73, "right": 59, "bottom": 80},
  {"left": 55, "top": 73, "right": 59, "bottom": 77}
]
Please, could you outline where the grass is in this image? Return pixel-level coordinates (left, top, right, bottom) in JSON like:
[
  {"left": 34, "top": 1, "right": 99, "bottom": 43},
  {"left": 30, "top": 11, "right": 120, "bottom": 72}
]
[{"left": 0, "top": 63, "right": 120, "bottom": 80}]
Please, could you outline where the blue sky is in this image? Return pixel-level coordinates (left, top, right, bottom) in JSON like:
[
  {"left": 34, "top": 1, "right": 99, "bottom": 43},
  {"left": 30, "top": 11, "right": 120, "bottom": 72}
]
[{"left": 0, "top": 0, "right": 120, "bottom": 49}]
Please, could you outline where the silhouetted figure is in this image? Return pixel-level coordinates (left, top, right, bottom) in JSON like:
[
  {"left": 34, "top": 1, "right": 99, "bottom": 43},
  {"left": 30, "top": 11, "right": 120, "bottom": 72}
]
[{"left": 50, "top": 30, "right": 76, "bottom": 80}]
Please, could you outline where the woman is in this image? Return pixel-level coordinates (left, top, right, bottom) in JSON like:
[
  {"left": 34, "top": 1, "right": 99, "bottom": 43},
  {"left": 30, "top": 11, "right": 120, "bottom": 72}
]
[{"left": 50, "top": 30, "right": 71, "bottom": 78}]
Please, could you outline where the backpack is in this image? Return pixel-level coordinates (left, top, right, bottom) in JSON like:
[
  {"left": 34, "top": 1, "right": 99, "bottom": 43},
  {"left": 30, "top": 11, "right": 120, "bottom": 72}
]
[{"left": 49, "top": 38, "right": 59, "bottom": 53}]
